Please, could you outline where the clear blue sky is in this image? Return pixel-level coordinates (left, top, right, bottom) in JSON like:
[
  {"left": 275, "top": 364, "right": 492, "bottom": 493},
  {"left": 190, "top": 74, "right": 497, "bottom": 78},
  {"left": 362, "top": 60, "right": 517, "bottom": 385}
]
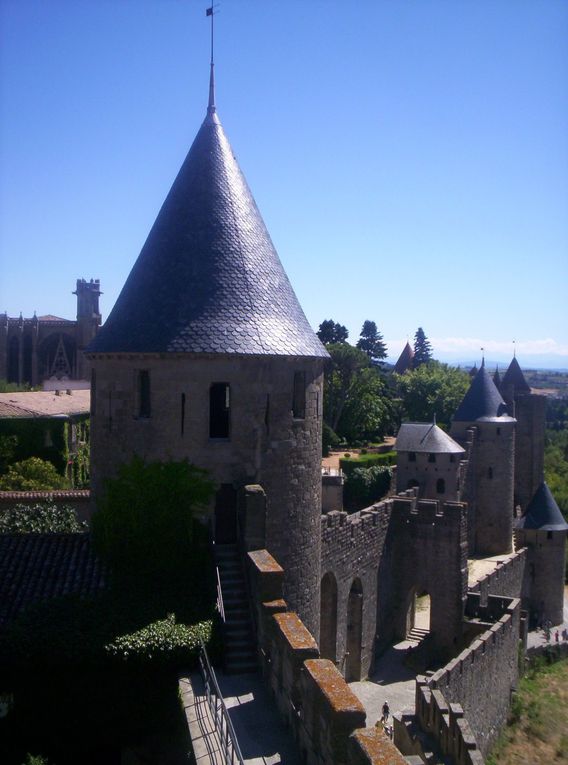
[{"left": 1, "top": 1, "right": 567, "bottom": 367}]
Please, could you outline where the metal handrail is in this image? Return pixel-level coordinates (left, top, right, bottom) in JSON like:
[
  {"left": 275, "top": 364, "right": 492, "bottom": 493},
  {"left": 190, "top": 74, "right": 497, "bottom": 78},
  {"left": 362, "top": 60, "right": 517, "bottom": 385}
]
[
  {"left": 198, "top": 638, "right": 245, "bottom": 765},
  {"left": 216, "top": 563, "right": 226, "bottom": 623}
]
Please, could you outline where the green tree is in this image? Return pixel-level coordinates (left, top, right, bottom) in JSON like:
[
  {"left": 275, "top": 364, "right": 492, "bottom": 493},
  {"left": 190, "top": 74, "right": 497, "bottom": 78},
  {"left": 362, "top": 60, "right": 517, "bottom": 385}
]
[
  {"left": 0, "top": 457, "right": 68, "bottom": 491},
  {"left": 317, "top": 319, "right": 349, "bottom": 344},
  {"left": 92, "top": 457, "right": 214, "bottom": 581},
  {"left": 544, "top": 429, "right": 568, "bottom": 518},
  {"left": 356, "top": 320, "right": 388, "bottom": 363},
  {"left": 396, "top": 361, "right": 469, "bottom": 425},
  {"left": 413, "top": 327, "right": 433, "bottom": 368},
  {"left": 337, "top": 367, "right": 394, "bottom": 442},
  {"left": 323, "top": 343, "right": 371, "bottom": 432}
]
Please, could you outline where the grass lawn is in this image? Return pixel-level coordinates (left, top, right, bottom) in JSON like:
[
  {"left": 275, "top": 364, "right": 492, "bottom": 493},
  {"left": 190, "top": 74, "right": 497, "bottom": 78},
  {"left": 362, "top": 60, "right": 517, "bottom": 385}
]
[{"left": 487, "top": 658, "right": 568, "bottom": 765}]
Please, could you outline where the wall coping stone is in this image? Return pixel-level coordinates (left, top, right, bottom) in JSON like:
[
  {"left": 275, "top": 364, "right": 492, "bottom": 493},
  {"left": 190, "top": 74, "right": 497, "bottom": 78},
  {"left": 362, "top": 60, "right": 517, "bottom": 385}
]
[
  {"left": 304, "top": 659, "right": 366, "bottom": 722},
  {"left": 248, "top": 549, "right": 284, "bottom": 574},
  {"left": 349, "top": 727, "right": 409, "bottom": 765},
  {"left": 273, "top": 611, "right": 319, "bottom": 655}
]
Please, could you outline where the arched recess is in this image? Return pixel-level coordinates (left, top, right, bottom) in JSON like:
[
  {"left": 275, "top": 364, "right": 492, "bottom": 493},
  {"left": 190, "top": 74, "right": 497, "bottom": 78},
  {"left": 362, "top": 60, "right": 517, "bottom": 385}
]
[
  {"left": 23, "top": 334, "right": 33, "bottom": 385},
  {"left": 345, "top": 578, "right": 363, "bottom": 682},
  {"left": 38, "top": 333, "right": 76, "bottom": 379},
  {"left": 320, "top": 572, "right": 338, "bottom": 663}
]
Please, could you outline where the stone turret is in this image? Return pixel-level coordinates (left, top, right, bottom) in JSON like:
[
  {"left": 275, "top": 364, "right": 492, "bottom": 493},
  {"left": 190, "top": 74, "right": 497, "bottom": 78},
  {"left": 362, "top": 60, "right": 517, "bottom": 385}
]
[
  {"left": 395, "top": 422, "right": 465, "bottom": 502},
  {"left": 516, "top": 482, "right": 568, "bottom": 625},
  {"left": 451, "top": 363, "right": 516, "bottom": 555},
  {"left": 501, "top": 357, "right": 546, "bottom": 513},
  {"left": 74, "top": 278, "right": 102, "bottom": 379},
  {"left": 86, "top": 72, "right": 328, "bottom": 635}
]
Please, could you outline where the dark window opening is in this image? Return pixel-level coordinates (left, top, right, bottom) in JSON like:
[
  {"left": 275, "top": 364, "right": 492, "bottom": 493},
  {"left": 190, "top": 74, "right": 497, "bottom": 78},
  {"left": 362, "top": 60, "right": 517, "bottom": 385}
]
[
  {"left": 408, "top": 452, "right": 416, "bottom": 462},
  {"left": 496, "top": 427, "right": 501, "bottom": 436},
  {"left": 449, "top": 454, "right": 455, "bottom": 463},
  {"left": 138, "top": 370, "right": 151, "bottom": 418},
  {"left": 292, "top": 371, "right": 306, "bottom": 419},
  {"left": 428, "top": 453, "right": 436, "bottom": 463},
  {"left": 265, "top": 394, "right": 270, "bottom": 433},
  {"left": 488, "top": 467, "right": 493, "bottom": 479},
  {"left": 547, "top": 531, "right": 553, "bottom": 540},
  {"left": 108, "top": 391, "right": 112, "bottom": 431},
  {"left": 181, "top": 393, "right": 186, "bottom": 436},
  {"left": 210, "top": 383, "right": 230, "bottom": 438},
  {"left": 91, "top": 369, "right": 96, "bottom": 416},
  {"left": 437, "top": 478, "right": 446, "bottom": 494}
]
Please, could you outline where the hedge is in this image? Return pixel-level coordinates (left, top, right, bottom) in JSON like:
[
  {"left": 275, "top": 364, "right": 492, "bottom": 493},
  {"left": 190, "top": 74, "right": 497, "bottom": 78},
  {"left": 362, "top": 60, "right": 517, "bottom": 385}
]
[{"left": 340, "top": 450, "right": 396, "bottom": 476}]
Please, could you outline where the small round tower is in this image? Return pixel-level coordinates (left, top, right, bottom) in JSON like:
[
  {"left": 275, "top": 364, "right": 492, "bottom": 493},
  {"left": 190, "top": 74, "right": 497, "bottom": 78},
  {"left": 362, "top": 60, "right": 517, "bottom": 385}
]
[
  {"left": 516, "top": 482, "right": 568, "bottom": 626},
  {"left": 86, "top": 72, "right": 328, "bottom": 635},
  {"left": 450, "top": 363, "right": 516, "bottom": 555}
]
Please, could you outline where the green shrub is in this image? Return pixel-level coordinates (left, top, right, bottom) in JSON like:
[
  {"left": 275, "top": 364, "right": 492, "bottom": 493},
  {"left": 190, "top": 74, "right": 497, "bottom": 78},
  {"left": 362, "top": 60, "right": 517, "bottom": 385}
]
[
  {"left": 344, "top": 465, "right": 392, "bottom": 511},
  {"left": 0, "top": 503, "right": 87, "bottom": 534},
  {"left": 0, "top": 457, "right": 68, "bottom": 491},
  {"left": 322, "top": 422, "right": 341, "bottom": 457},
  {"left": 105, "top": 614, "right": 212, "bottom": 664},
  {"left": 92, "top": 457, "right": 214, "bottom": 581},
  {"left": 340, "top": 451, "right": 396, "bottom": 477}
]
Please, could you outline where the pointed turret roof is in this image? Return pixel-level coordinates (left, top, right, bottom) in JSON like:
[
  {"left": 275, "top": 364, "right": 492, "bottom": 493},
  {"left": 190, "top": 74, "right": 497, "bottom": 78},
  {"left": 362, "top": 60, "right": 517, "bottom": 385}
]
[
  {"left": 502, "top": 357, "right": 531, "bottom": 394},
  {"left": 453, "top": 364, "right": 514, "bottom": 422},
  {"left": 395, "top": 422, "right": 465, "bottom": 454},
  {"left": 394, "top": 342, "right": 414, "bottom": 374},
  {"left": 517, "top": 482, "right": 568, "bottom": 531},
  {"left": 87, "top": 95, "right": 327, "bottom": 358},
  {"left": 493, "top": 365, "right": 501, "bottom": 390}
]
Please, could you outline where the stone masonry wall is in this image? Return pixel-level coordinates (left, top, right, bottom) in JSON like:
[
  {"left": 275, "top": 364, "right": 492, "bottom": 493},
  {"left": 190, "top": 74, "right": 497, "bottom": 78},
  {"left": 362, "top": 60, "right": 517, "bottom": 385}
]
[
  {"left": 321, "top": 501, "right": 392, "bottom": 678},
  {"left": 89, "top": 353, "right": 323, "bottom": 636},
  {"left": 427, "top": 595, "right": 521, "bottom": 756},
  {"left": 246, "top": 549, "right": 410, "bottom": 765},
  {"left": 469, "top": 547, "right": 526, "bottom": 606}
]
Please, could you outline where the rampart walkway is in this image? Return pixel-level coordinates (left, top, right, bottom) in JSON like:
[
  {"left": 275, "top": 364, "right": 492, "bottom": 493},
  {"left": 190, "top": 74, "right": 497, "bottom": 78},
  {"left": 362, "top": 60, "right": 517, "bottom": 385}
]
[{"left": 180, "top": 671, "right": 301, "bottom": 765}]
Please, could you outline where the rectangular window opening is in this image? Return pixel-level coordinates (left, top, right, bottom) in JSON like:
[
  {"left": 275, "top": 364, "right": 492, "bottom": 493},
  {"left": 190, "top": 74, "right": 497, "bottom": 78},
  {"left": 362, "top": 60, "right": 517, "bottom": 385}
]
[
  {"left": 138, "top": 370, "right": 151, "bottom": 418},
  {"left": 292, "top": 371, "right": 306, "bottom": 419},
  {"left": 90, "top": 369, "right": 96, "bottom": 416},
  {"left": 210, "top": 383, "right": 230, "bottom": 439},
  {"left": 181, "top": 393, "right": 186, "bottom": 436}
]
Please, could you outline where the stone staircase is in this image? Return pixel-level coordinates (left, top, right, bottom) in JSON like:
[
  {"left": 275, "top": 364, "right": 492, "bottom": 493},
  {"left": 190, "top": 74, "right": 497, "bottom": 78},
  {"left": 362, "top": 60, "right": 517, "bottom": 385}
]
[
  {"left": 407, "top": 626, "right": 429, "bottom": 643},
  {"left": 214, "top": 543, "right": 257, "bottom": 675},
  {"left": 396, "top": 712, "right": 450, "bottom": 765}
]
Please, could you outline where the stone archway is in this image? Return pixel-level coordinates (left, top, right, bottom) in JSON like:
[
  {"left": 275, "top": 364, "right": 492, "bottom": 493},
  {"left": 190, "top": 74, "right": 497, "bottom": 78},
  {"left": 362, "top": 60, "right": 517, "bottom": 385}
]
[
  {"left": 320, "top": 572, "right": 338, "bottom": 663},
  {"left": 345, "top": 578, "right": 363, "bottom": 682}
]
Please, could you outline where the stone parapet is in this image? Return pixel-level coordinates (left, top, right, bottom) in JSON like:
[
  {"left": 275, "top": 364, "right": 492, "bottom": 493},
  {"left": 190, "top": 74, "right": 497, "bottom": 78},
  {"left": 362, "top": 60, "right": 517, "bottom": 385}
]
[{"left": 469, "top": 548, "right": 526, "bottom": 605}]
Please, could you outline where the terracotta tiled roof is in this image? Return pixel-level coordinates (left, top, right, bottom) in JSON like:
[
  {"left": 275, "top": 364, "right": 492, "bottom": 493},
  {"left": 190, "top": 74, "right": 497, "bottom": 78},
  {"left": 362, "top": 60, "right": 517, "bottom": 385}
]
[
  {"left": 87, "top": 105, "right": 327, "bottom": 358},
  {"left": 0, "top": 533, "right": 106, "bottom": 627},
  {"left": 0, "top": 490, "right": 90, "bottom": 503},
  {"left": 37, "top": 315, "right": 73, "bottom": 323},
  {"left": 0, "top": 390, "right": 90, "bottom": 419}
]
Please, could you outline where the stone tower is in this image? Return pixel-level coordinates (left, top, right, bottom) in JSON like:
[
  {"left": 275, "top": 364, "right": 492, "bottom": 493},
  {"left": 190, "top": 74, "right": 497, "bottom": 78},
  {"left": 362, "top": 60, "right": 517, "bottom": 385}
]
[
  {"left": 395, "top": 422, "right": 465, "bottom": 502},
  {"left": 86, "top": 70, "right": 328, "bottom": 635},
  {"left": 516, "top": 482, "right": 568, "bottom": 625},
  {"left": 74, "top": 279, "right": 102, "bottom": 380},
  {"left": 450, "top": 363, "right": 516, "bottom": 555},
  {"left": 499, "top": 357, "right": 546, "bottom": 513}
]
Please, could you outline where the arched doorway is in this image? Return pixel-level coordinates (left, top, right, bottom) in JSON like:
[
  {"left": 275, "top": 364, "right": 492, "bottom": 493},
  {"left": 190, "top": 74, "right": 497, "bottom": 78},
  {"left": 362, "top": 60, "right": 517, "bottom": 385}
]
[
  {"left": 405, "top": 588, "right": 431, "bottom": 640},
  {"left": 320, "top": 573, "right": 338, "bottom": 663},
  {"left": 345, "top": 578, "right": 363, "bottom": 682}
]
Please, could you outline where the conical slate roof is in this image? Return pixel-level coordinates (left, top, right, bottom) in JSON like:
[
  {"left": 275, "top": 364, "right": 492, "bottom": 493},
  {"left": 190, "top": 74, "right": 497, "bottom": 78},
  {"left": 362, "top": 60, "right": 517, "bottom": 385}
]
[
  {"left": 517, "top": 482, "right": 568, "bottom": 531},
  {"left": 502, "top": 357, "right": 531, "bottom": 394},
  {"left": 394, "top": 342, "right": 414, "bottom": 374},
  {"left": 453, "top": 364, "right": 513, "bottom": 422},
  {"left": 88, "top": 107, "right": 327, "bottom": 358},
  {"left": 395, "top": 423, "right": 465, "bottom": 454},
  {"left": 493, "top": 365, "right": 501, "bottom": 389}
]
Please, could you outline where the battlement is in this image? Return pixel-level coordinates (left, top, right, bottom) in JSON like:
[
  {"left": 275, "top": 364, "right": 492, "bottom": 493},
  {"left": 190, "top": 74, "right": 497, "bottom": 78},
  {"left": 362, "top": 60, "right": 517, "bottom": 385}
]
[
  {"left": 469, "top": 548, "right": 526, "bottom": 605},
  {"left": 392, "top": 496, "right": 466, "bottom": 525}
]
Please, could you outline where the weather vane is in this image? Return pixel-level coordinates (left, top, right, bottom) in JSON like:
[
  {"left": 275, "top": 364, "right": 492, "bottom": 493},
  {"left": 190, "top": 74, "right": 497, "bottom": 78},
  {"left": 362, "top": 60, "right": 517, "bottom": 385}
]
[{"left": 206, "top": 4, "right": 219, "bottom": 113}]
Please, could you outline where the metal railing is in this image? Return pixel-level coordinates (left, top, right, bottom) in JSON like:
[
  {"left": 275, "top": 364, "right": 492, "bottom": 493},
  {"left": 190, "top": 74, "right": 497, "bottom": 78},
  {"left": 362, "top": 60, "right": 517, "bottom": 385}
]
[{"left": 198, "top": 638, "right": 245, "bottom": 765}]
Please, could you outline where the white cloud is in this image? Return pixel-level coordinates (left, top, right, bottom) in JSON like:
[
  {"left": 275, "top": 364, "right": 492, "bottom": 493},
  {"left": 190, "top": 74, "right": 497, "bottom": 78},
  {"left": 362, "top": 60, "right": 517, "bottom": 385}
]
[{"left": 386, "top": 337, "right": 568, "bottom": 358}]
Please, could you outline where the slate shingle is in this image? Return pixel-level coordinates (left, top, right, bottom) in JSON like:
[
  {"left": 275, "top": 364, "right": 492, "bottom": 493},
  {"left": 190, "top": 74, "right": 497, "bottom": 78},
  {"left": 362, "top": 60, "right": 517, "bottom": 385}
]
[{"left": 87, "top": 110, "right": 327, "bottom": 359}]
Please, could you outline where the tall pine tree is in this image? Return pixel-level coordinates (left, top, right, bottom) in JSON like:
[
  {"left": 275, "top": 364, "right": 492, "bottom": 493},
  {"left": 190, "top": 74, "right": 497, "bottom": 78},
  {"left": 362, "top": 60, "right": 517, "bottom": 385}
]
[
  {"left": 413, "top": 327, "right": 433, "bottom": 368},
  {"left": 356, "top": 320, "right": 387, "bottom": 363}
]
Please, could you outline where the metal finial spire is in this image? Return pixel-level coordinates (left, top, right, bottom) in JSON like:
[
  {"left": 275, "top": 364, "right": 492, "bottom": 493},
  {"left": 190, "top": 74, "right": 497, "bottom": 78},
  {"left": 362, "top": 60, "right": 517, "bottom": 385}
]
[
  {"left": 481, "top": 347, "right": 485, "bottom": 367},
  {"left": 513, "top": 339, "right": 516, "bottom": 358},
  {"left": 206, "top": 5, "right": 216, "bottom": 114}
]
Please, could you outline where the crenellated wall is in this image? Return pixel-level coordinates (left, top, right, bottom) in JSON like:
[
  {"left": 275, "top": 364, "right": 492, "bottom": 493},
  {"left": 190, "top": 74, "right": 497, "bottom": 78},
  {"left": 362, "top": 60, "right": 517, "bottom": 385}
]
[
  {"left": 246, "top": 549, "right": 410, "bottom": 765},
  {"left": 469, "top": 548, "right": 526, "bottom": 605},
  {"left": 427, "top": 595, "right": 520, "bottom": 756}
]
